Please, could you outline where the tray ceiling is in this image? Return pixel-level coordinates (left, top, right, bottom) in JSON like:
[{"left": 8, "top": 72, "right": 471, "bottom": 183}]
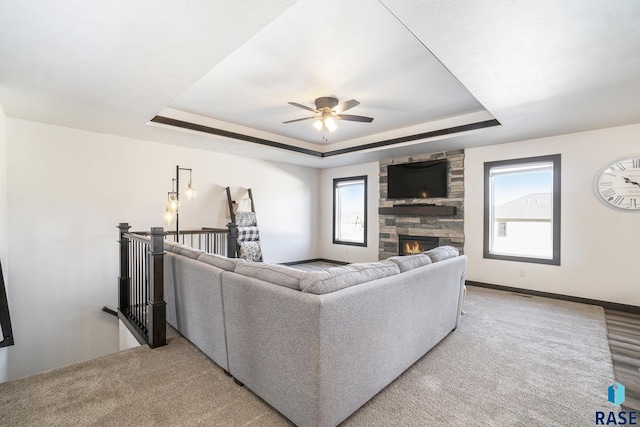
[
  {"left": 2, "top": 0, "right": 640, "bottom": 168},
  {"left": 159, "top": 0, "right": 495, "bottom": 154}
]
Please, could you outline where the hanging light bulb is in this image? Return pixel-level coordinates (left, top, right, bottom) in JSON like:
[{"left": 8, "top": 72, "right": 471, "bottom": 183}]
[
  {"left": 163, "top": 205, "right": 175, "bottom": 225},
  {"left": 324, "top": 116, "right": 337, "bottom": 132},
  {"left": 313, "top": 119, "right": 323, "bottom": 131},
  {"left": 185, "top": 181, "right": 196, "bottom": 201},
  {"left": 168, "top": 192, "right": 179, "bottom": 213}
]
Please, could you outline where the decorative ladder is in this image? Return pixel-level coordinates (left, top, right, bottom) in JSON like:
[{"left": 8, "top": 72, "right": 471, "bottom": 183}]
[{"left": 226, "top": 187, "right": 263, "bottom": 261}]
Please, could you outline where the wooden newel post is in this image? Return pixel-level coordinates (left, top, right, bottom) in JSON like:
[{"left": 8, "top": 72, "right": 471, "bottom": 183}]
[
  {"left": 117, "top": 223, "right": 131, "bottom": 314},
  {"left": 147, "top": 226, "right": 167, "bottom": 348},
  {"left": 227, "top": 223, "right": 238, "bottom": 258}
]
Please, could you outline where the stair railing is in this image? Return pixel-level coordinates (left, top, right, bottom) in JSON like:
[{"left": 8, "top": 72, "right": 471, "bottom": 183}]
[{"left": 117, "top": 223, "right": 166, "bottom": 349}]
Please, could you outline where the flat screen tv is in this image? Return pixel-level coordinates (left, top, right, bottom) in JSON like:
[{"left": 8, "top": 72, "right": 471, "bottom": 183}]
[{"left": 387, "top": 160, "right": 448, "bottom": 199}]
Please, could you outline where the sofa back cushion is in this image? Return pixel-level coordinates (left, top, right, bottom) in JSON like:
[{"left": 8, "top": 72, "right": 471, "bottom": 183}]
[
  {"left": 197, "top": 253, "right": 245, "bottom": 272},
  {"left": 163, "top": 240, "right": 204, "bottom": 259},
  {"left": 234, "top": 262, "right": 306, "bottom": 290},
  {"left": 299, "top": 261, "right": 400, "bottom": 295},
  {"left": 387, "top": 254, "right": 432, "bottom": 273},
  {"left": 424, "top": 246, "right": 459, "bottom": 263}
]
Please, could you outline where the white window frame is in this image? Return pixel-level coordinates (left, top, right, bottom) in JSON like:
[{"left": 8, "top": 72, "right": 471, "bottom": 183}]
[
  {"left": 483, "top": 155, "right": 561, "bottom": 265},
  {"left": 333, "top": 176, "right": 367, "bottom": 246}
]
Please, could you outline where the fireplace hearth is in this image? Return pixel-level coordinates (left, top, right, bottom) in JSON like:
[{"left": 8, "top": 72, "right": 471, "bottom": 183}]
[{"left": 398, "top": 235, "right": 439, "bottom": 256}]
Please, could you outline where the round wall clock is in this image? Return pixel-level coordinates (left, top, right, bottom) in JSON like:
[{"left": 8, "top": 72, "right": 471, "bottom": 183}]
[{"left": 594, "top": 155, "right": 640, "bottom": 212}]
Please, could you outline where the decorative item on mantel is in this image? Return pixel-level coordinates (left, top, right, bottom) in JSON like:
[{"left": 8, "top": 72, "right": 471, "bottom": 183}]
[{"left": 162, "top": 165, "right": 196, "bottom": 241}]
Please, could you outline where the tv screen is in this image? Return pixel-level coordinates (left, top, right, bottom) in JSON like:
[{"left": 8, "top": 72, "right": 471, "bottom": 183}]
[{"left": 387, "top": 160, "right": 448, "bottom": 199}]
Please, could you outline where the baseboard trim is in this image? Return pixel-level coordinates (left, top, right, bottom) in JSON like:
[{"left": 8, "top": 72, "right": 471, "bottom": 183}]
[
  {"left": 280, "top": 258, "right": 349, "bottom": 266},
  {"left": 466, "top": 281, "right": 640, "bottom": 314}
]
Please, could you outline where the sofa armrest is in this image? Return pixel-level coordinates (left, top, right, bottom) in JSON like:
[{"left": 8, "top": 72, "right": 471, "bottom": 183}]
[{"left": 164, "top": 253, "right": 228, "bottom": 370}]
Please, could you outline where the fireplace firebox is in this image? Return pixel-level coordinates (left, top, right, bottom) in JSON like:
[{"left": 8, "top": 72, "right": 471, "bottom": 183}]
[{"left": 398, "top": 235, "right": 439, "bottom": 256}]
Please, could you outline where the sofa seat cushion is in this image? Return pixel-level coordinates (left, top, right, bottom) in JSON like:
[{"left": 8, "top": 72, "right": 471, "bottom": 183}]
[
  {"left": 387, "top": 254, "right": 432, "bottom": 272},
  {"left": 424, "top": 246, "right": 459, "bottom": 263},
  {"left": 299, "top": 261, "right": 400, "bottom": 295},
  {"left": 197, "top": 253, "right": 245, "bottom": 272},
  {"left": 234, "top": 262, "right": 306, "bottom": 290}
]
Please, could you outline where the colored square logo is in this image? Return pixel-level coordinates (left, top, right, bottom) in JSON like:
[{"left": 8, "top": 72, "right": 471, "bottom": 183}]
[{"left": 608, "top": 382, "right": 626, "bottom": 406}]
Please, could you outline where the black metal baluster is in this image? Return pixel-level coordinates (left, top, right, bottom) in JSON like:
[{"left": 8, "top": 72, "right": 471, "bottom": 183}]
[
  {"left": 138, "top": 240, "right": 142, "bottom": 331},
  {"left": 129, "top": 240, "right": 134, "bottom": 319},
  {"left": 141, "top": 240, "right": 145, "bottom": 333},
  {"left": 144, "top": 240, "right": 148, "bottom": 334},
  {"left": 134, "top": 240, "right": 138, "bottom": 325}
]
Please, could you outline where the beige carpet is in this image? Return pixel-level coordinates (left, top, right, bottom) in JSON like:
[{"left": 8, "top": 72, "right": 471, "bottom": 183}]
[{"left": 0, "top": 287, "right": 617, "bottom": 426}]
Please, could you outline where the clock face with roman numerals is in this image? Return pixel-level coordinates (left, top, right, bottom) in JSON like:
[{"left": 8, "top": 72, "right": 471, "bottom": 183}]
[{"left": 594, "top": 155, "right": 640, "bottom": 212}]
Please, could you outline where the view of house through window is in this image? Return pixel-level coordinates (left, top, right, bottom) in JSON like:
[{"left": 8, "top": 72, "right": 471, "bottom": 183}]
[
  {"left": 484, "top": 155, "right": 561, "bottom": 265},
  {"left": 333, "top": 176, "right": 367, "bottom": 246}
]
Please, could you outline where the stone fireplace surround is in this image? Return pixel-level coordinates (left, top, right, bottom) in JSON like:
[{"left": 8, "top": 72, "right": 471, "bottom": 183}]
[{"left": 378, "top": 149, "right": 464, "bottom": 260}]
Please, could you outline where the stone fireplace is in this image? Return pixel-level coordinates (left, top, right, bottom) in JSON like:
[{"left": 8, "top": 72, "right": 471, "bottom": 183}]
[
  {"left": 378, "top": 149, "right": 465, "bottom": 260},
  {"left": 398, "top": 235, "right": 439, "bottom": 255}
]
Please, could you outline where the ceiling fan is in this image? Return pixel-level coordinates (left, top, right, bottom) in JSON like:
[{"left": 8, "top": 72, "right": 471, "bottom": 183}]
[{"left": 283, "top": 97, "right": 373, "bottom": 132}]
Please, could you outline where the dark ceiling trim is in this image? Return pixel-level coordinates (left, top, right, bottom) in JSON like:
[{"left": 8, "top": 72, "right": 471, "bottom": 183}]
[
  {"left": 323, "top": 119, "right": 500, "bottom": 157},
  {"left": 151, "top": 116, "right": 323, "bottom": 157},
  {"left": 151, "top": 115, "right": 500, "bottom": 158}
]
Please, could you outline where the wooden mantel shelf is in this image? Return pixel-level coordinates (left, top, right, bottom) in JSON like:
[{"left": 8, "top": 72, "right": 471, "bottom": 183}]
[{"left": 378, "top": 205, "right": 457, "bottom": 216}]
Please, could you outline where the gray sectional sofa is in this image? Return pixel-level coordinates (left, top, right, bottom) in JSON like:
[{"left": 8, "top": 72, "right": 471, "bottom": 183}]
[{"left": 163, "top": 241, "right": 467, "bottom": 427}]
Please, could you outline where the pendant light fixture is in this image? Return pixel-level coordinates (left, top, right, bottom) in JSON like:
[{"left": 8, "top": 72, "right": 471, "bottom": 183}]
[{"left": 162, "top": 165, "right": 196, "bottom": 240}]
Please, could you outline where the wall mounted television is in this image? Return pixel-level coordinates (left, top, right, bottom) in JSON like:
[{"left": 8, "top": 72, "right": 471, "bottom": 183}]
[{"left": 387, "top": 159, "right": 448, "bottom": 199}]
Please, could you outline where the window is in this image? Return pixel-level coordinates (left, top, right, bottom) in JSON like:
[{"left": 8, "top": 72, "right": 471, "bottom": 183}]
[
  {"left": 497, "top": 222, "right": 507, "bottom": 237},
  {"left": 333, "top": 176, "right": 367, "bottom": 246},
  {"left": 484, "top": 155, "right": 561, "bottom": 265}
]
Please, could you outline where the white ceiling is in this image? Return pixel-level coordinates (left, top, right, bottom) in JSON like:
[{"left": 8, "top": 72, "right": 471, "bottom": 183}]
[{"left": 1, "top": 0, "right": 640, "bottom": 169}]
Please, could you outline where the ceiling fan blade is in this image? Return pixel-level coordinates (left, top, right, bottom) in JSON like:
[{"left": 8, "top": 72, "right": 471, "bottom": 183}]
[
  {"left": 336, "top": 114, "right": 374, "bottom": 123},
  {"left": 282, "top": 116, "right": 316, "bottom": 124},
  {"left": 333, "top": 99, "right": 360, "bottom": 114},
  {"left": 288, "top": 102, "right": 318, "bottom": 113}
]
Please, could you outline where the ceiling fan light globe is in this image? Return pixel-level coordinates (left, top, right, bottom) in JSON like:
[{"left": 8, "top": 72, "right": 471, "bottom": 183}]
[
  {"left": 313, "top": 119, "right": 323, "bottom": 131},
  {"left": 324, "top": 117, "right": 337, "bottom": 132}
]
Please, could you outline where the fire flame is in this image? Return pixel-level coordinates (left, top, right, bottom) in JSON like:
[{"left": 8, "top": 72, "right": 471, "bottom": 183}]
[{"left": 404, "top": 241, "right": 422, "bottom": 255}]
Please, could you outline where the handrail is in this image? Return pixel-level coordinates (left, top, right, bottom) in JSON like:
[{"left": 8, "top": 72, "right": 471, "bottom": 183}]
[{"left": 132, "top": 228, "right": 228, "bottom": 236}]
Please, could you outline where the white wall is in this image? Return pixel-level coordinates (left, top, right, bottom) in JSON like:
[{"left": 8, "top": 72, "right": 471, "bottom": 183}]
[
  {"left": 118, "top": 320, "right": 141, "bottom": 351},
  {"left": 3, "top": 118, "right": 318, "bottom": 381},
  {"left": 318, "top": 162, "right": 379, "bottom": 263},
  {"left": 465, "top": 123, "right": 640, "bottom": 306},
  {"left": 0, "top": 105, "right": 7, "bottom": 382}
]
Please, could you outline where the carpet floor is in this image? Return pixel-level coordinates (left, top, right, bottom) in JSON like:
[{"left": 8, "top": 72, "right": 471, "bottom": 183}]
[{"left": 0, "top": 287, "right": 618, "bottom": 426}]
